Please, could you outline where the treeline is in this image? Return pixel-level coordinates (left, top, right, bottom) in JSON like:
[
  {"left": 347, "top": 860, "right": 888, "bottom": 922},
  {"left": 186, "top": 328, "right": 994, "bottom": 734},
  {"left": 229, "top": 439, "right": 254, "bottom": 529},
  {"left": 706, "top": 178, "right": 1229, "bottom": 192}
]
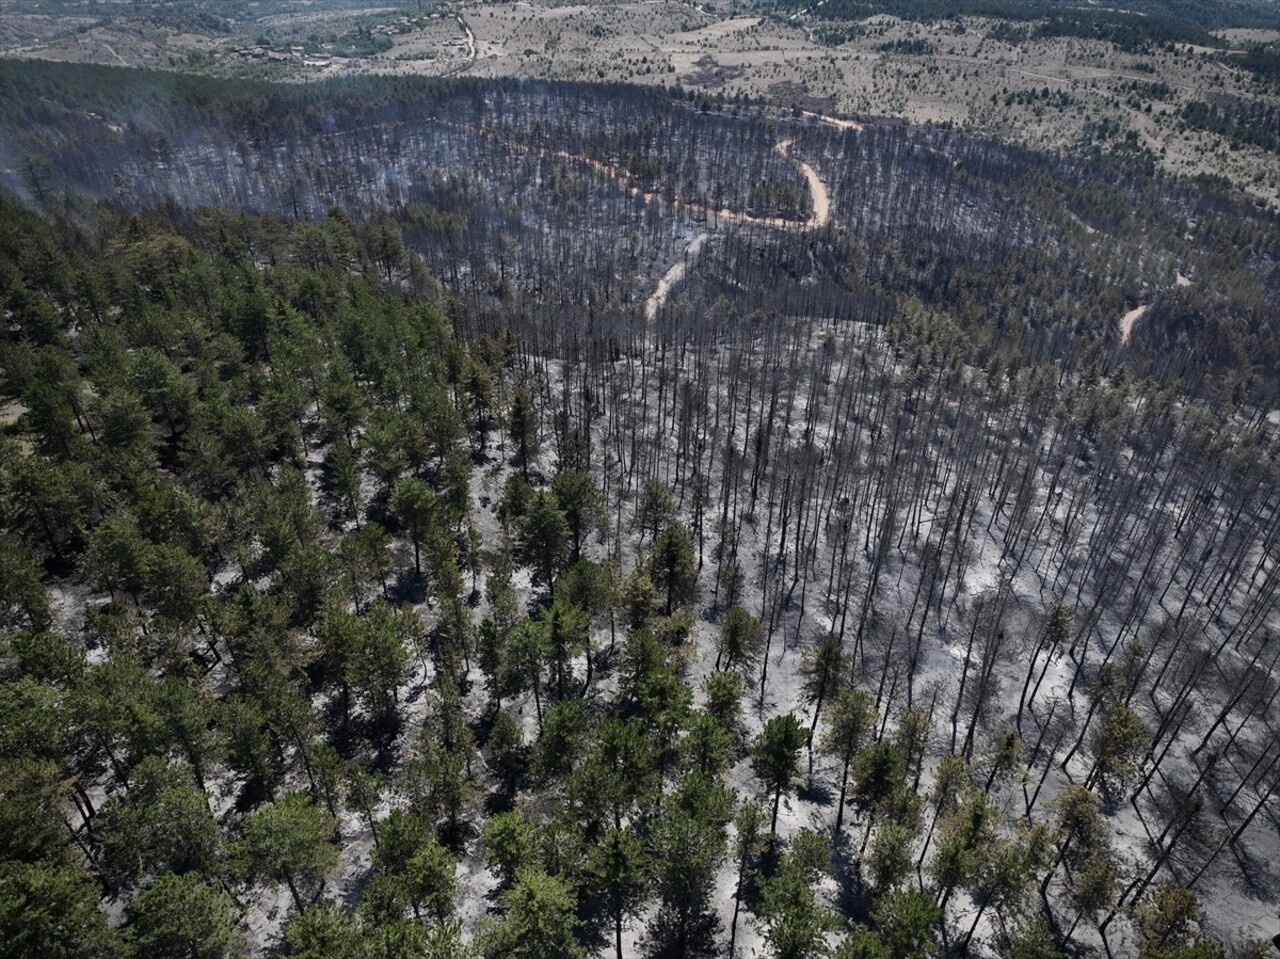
[
  {"left": 774, "top": 0, "right": 1277, "bottom": 29},
  {"left": 1027, "top": 10, "right": 1220, "bottom": 54},
  {"left": 769, "top": 0, "right": 1239, "bottom": 51},
  {"left": 1233, "top": 45, "right": 1280, "bottom": 88},
  {"left": 876, "top": 39, "right": 936, "bottom": 56},
  {"left": 0, "top": 59, "right": 461, "bottom": 148},
  {"left": 0, "top": 0, "right": 374, "bottom": 21}
]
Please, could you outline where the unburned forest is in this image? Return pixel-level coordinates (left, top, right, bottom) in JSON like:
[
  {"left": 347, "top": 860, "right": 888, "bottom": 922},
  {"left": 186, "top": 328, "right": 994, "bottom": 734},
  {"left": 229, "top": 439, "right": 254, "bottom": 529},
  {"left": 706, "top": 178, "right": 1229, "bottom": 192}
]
[{"left": 1, "top": 60, "right": 1279, "bottom": 959}]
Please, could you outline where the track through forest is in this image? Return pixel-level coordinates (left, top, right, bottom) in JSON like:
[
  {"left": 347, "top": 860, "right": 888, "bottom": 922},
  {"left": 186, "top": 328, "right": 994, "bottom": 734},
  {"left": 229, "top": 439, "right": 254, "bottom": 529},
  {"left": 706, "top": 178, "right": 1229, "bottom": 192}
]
[
  {"left": 439, "top": 115, "right": 841, "bottom": 319},
  {"left": 774, "top": 138, "right": 831, "bottom": 229},
  {"left": 644, "top": 233, "right": 708, "bottom": 321},
  {"left": 1119, "top": 303, "right": 1150, "bottom": 344},
  {"left": 645, "top": 138, "right": 832, "bottom": 318},
  {"left": 439, "top": 119, "right": 830, "bottom": 232}
]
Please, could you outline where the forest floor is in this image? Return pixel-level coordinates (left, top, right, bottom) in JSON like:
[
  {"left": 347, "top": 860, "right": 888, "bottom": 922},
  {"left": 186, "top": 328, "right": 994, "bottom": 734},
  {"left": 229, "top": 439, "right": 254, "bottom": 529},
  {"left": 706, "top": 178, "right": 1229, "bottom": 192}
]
[{"left": 0, "top": 399, "right": 24, "bottom": 426}]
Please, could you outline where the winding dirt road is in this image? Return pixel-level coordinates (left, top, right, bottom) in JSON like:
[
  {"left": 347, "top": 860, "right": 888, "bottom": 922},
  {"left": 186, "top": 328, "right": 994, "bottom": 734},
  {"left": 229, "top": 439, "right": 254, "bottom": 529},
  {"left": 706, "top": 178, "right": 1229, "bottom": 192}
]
[
  {"left": 443, "top": 15, "right": 476, "bottom": 76},
  {"left": 438, "top": 113, "right": 842, "bottom": 317},
  {"left": 642, "top": 134, "right": 833, "bottom": 316},
  {"left": 642, "top": 139, "right": 832, "bottom": 317},
  {"left": 775, "top": 139, "right": 830, "bottom": 229}
]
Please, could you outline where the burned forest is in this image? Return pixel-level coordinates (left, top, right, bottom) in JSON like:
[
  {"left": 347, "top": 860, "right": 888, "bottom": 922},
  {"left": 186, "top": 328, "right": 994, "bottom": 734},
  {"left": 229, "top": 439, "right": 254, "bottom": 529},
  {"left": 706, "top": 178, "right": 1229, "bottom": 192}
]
[{"left": 1, "top": 59, "right": 1279, "bottom": 959}]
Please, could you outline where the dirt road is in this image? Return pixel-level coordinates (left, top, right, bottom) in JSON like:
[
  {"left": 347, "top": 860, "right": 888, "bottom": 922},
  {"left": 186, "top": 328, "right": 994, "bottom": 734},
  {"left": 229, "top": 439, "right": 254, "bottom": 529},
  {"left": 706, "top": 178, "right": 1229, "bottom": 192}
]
[
  {"left": 645, "top": 234, "right": 707, "bottom": 321},
  {"left": 775, "top": 139, "right": 830, "bottom": 229},
  {"left": 440, "top": 114, "right": 839, "bottom": 317},
  {"left": 1119, "top": 304, "right": 1149, "bottom": 344}
]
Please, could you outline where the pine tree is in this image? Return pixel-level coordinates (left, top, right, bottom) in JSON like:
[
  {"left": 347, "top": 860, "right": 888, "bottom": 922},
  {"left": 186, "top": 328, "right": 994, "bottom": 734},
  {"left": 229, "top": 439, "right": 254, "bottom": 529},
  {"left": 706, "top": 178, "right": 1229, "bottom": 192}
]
[
  {"left": 649, "top": 522, "right": 698, "bottom": 615},
  {"left": 0, "top": 859, "right": 122, "bottom": 959},
  {"left": 650, "top": 773, "right": 733, "bottom": 956},
  {"left": 716, "top": 605, "right": 766, "bottom": 677},
  {"left": 1132, "top": 886, "right": 1225, "bottom": 959},
  {"left": 508, "top": 386, "right": 539, "bottom": 480},
  {"left": 756, "top": 829, "right": 839, "bottom": 959},
  {"left": 128, "top": 873, "right": 244, "bottom": 959},
  {"left": 286, "top": 903, "right": 367, "bottom": 959},
  {"left": 799, "top": 634, "right": 848, "bottom": 755},
  {"left": 752, "top": 712, "right": 808, "bottom": 834},
  {"left": 730, "top": 801, "right": 768, "bottom": 958},
  {"left": 821, "top": 689, "right": 876, "bottom": 834},
  {"left": 481, "top": 867, "right": 584, "bottom": 959},
  {"left": 870, "top": 887, "right": 940, "bottom": 959},
  {"left": 587, "top": 827, "right": 648, "bottom": 959},
  {"left": 703, "top": 670, "right": 746, "bottom": 737},
  {"left": 235, "top": 792, "right": 338, "bottom": 911},
  {"left": 389, "top": 476, "right": 437, "bottom": 578},
  {"left": 96, "top": 756, "right": 220, "bottom": 891},
  {"left": 482, "top": 809, "right": 540, "bottom": 886},
  {"left": 520, "top": 491, "right": 571, "bottom": 595},
  {"left": 551, "top": 469, "right": 602, "bottom": 563}
]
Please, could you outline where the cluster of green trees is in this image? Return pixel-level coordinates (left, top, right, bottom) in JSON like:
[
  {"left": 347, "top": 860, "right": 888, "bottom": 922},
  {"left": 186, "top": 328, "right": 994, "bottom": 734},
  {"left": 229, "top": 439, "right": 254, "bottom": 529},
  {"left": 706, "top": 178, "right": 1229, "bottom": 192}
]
[
  {"left": 1234, "top": 45, "right": 1280, "bottom": 89},
  {"left": 1180, "top": 100, "right": 1280, "bottom": 155},
  {"left": 875, "top": 39, "right": 937, "bottom": 57},
  {"left": 0, "top": 193, "right": 511, "bottom": 954},
  {"left": 0, "top": 59, "right": 460, "bottom": 153},
  {"left": 770, "top": 0, "right": 1278, "bottom": 45}
]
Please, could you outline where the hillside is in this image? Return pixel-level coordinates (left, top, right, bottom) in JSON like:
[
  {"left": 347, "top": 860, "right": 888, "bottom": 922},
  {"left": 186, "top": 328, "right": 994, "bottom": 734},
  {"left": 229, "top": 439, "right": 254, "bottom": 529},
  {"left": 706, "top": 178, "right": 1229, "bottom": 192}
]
[
  {"left": 5, "top": 0, "right": 1280, "bottom": 205},
  {"left": 1, "top": 59, "right": 1279, "bottom": 959}
]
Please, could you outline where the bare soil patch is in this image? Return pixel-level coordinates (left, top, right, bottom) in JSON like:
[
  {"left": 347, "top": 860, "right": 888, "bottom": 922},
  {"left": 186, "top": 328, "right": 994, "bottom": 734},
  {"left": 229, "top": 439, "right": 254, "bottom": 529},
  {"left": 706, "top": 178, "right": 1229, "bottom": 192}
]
[{"left": 1119, "top": 303, "right": 1149, "bottom": 344}]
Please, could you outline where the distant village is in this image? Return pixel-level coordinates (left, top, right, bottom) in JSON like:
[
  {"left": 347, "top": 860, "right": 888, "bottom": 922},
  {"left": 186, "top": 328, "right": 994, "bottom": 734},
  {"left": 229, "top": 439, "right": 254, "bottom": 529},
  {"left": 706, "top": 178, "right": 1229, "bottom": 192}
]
[
  {"left": 231, "top": 45, "right": 333, "bottom": 68},
  {"left": 229, "top": 14, "right": 450, "bottom": 69}
]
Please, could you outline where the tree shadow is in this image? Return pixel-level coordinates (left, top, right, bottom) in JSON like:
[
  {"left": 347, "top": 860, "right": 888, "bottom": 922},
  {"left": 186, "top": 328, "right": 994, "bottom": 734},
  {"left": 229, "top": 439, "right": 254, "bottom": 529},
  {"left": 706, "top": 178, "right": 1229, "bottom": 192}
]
[
  {"left": 352, "top": 710, "right": 401, "bottom": 752},
  {"left": 754, "top": 683, "right": 779, "bottom": 720},
  {"left": 831, "top": 829, "right": 871, "bottom": 927},
  {"left": 233, "top": 774, "right": 274, "bottom": 814},
  {"left": 1223, "top": 837, "right": 1280, "bottom": 901},
  {"left": 575, "top": 894, "right": 611, "bottom": 959},
  {"left": 438, "top": 817, "right": 477, "bottom": 856},
  {"left": 640, "top": 905, "right": 722, "bottom": 959},
  {"left": 797, "top": 778, "right": 835, "bottom": 807},
  {"left": 483, "top": 786, "right": 517, "bottom": 817},
  {"left": 340, "top": 862, "right": 375, "bottom": 912},
  {"left": 388, "top": 569, "right": 426, "bottom": 606}
]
